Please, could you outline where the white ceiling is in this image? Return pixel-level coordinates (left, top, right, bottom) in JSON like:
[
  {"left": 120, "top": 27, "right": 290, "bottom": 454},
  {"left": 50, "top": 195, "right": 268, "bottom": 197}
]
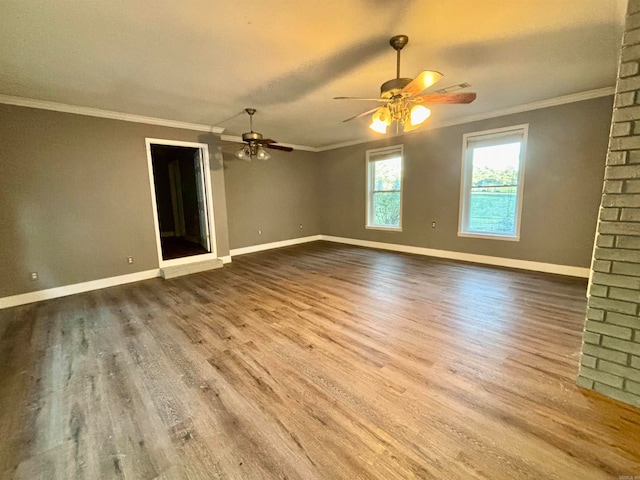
[{"left": 0, "top": 0, "right": 627, "bottom": 149}]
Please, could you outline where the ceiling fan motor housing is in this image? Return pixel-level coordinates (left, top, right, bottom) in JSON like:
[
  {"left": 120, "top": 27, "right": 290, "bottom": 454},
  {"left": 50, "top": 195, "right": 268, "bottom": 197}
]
[
  {"left": 380, "top": 78, "right": 413, "bottom": 98},
  {"left": 242, "top": 131, "right": 263, "bottom": 142}
]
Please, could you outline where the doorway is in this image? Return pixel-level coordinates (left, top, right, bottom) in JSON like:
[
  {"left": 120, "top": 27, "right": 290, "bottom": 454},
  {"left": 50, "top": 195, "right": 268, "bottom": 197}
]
[{"left": 145, "top": 139, "right": 216, "bottom": 266}]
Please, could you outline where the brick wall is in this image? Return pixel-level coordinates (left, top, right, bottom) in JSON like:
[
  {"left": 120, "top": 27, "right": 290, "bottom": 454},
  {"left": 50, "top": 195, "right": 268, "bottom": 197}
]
[{"left": 577, "top": 0, "right": 640, "bottom": 408}]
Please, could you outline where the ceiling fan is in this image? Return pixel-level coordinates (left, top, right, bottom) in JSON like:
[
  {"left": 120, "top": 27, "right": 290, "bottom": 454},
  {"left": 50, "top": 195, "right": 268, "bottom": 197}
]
[
  {"left": 334, "top": 35, "right": 477, "bottom": 134},
  {"left": 233, "top": 108, "right": 293, "bottom": 161}
]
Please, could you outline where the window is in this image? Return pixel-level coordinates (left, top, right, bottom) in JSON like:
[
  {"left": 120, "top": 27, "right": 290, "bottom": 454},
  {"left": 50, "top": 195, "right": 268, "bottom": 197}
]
[
  {"left": 459, "top": 125, "right": 528, "bottom": 240},
  {"left": 366, "top": 145, "right": 403, "bottom": 230}
]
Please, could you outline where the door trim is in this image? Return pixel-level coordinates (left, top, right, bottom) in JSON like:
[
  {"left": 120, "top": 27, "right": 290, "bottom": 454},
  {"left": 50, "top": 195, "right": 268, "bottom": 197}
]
[{"left": 145, "top": 138, "right": 218, "bottom": 268}]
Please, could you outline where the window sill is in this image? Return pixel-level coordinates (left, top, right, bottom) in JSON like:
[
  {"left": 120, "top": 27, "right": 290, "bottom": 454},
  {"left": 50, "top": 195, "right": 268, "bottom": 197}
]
[
  {"left": 457, "top": 232, "right": 520, "bottom": 242},
  {"left": 366, "top": 225, "right": 402, "bottom": 232}
]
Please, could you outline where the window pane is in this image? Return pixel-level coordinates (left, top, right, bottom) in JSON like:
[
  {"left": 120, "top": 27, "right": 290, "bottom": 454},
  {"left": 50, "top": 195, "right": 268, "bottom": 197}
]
[
  {"left": 467, "top": 142, "right": 521, "bottom": 235},
  {"left": 374, "top": 157, "right": 401, "bottom": 191},
  {"left": 468, "top": 186, "right": 517, "bottom": 234},
  {"left": 372, "top": 191, "right": 400, "bottom": 227},
  {"left": 471, "top": 143, "right": 520, "bottom": 188},
  {"left": 366, "top": 146, "right": 402, "bottom": 230}
]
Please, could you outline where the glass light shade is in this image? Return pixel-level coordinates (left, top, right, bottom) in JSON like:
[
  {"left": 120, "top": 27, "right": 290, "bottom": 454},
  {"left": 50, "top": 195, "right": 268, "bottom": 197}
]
[
  {"left": 370, "top": 107, "right": 391, "bottom": 134},
  {"left": 369, "top": 119, "right": 388, "bottom": 134},
  {"left": 410, "top": 105, "right": 431, "bottom": 126},
  {"left": 256, "top": 146, "right": 271, "bottom": 161},
  {"left": 235, "top": 145, "right": 251, "bottom": 161},
  {"left": 373, "top": 107, "right": 391, "bottom": 125}
]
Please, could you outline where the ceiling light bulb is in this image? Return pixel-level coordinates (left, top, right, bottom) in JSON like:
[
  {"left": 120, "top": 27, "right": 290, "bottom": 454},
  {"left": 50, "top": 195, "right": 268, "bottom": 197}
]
[
  {"left": 410, "top": 105, "right": 431, "bottom": 126},
  {"left": 235, "top": 145, "right": 251, "bottom": 161},
  {"left": 256, "top": 146, "right": 271, "bottom": 161}
]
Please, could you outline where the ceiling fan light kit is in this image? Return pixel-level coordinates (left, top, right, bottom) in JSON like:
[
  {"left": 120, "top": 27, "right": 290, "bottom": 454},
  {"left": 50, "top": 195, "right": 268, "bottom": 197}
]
[
  {"left": 235, "top": 143, "right": 270, "bottom": 161},
  {"left": 233, "top": 108, "right": 292, "bottom": 161},
  {"left": 369, "top": 103, "right": 432, "bottom": 134},
  {"left": 335, "top": 35, "right": 476, "bottom": 135}
]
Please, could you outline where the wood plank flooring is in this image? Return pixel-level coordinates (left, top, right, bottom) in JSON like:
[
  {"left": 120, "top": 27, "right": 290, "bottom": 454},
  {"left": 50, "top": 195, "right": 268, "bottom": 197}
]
[{"left": 1, "top": 241, "right": 640, "bottom": 479}]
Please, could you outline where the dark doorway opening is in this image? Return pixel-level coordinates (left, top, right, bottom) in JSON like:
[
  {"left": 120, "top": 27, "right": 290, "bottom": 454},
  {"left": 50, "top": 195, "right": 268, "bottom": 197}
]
[{"left": 150, "top": 144, "right": 211, "bottom": 261}]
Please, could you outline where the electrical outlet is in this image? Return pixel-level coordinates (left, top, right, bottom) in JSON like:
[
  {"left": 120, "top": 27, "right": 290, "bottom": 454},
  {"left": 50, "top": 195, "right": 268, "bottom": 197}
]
[
  {"left": 258, "top": 229, "right": 262, "bottom": 235},
  {"left": 127, "top": 256, "right": 134, "bottom": 264},
  {"left": 431, "top": 222, "right": 436, "bottom": 228},
  {"left": 30, "top": 272, "right": 38, "bottom": 281}
]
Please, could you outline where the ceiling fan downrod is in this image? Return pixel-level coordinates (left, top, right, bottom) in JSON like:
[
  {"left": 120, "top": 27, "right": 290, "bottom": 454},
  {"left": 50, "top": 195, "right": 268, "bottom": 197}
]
[
  {"left": 245, "top": 108, "right": 256, "bottom": 132},
  {"left": 390, "top": 35, "right": 408, "bottom": 79},
  {"left": 381, "top": 35, "right": 412, "bottom": 97},
  {"left": 241, "top": 108, "right": 264, "bottom": 143}
]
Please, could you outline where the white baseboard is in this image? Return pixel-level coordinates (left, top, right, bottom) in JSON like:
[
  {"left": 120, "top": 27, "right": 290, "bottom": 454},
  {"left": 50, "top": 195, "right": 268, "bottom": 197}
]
[
  {"left": 1, "top": 235, "right": 322, "bottom": 309},
  {"left": 320, "top": 235, "right": 590, "bottom": 278},
  {"left": 230, "top": 235, "right": 322, "bottom": 256},
  {"left": 0, "top": 269, "right": 161, "bottom": 310},
  {"left": 0, "top": 234, "right": 588, "bottom": 309}
]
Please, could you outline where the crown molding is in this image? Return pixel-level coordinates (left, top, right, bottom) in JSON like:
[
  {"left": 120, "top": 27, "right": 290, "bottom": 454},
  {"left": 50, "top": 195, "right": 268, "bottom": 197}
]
[
  {"left": 0, "top": 94, "right": 225, "bottom": 133},
  {"left": 220, "top": 133, "right": 318, "bottom": 152},
  {"left": 1, "top": 87, "right": 614, "bottom": 151},
  {"left": 316, "top": 87, "right": 616, "bottom": 152}
]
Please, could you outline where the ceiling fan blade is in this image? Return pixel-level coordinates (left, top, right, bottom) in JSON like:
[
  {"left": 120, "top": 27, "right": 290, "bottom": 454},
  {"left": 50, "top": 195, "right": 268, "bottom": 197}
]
[
  {"left": 342, "top": 106, "right": 380, "bottom": 123},
  {"left": 415, "top": 92, "right": 477, "bottom": 104},
  {"left": 265, "top": 144, "right": 294, "bottom": 152},
  {"left": 334, "top": 96, "right": 386, "bottom": 101},
  {"left": 260, "top": 139, "right": 293, "bottom": 151},
  {"left": 401, "top": 70, "right": 443, "bottom": 97}
]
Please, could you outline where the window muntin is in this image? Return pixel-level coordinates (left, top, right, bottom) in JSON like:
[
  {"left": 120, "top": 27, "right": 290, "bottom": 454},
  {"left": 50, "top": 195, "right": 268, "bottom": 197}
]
[
  {"left": 366, "top": 145, "right": 403, "bottom": 230},
  {"left": 459, "top": 125, "right": 527, "bottom": 240}
]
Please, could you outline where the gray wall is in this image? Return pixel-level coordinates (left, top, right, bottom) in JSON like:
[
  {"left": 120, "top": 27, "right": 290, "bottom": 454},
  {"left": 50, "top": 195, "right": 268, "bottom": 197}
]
[
  {"left": 0, "top": 95, "right": 613, "bottom": 299},
  {"left": 223, "top": 149, "right": 321, "bottom": 249},
  {"left": 0, "top": 104, "right": 230, "bottom": 298},
  {"left": 319, "top": 96, "right": 613, "bottom": 268}
]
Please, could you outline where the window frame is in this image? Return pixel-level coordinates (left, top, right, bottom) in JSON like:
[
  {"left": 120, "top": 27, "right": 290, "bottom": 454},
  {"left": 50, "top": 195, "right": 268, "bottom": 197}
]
[
  {"left": 365, "top": 144, "right": 404, "bottom": 232},
  {"left": 458, "top": 124, "right": 528, "bottom": 241}
]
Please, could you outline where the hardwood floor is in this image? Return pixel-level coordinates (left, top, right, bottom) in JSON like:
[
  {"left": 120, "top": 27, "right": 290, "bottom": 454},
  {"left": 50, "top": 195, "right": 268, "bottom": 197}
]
[{"left": 1, "top": 241, "right": 640, "bottom": 479}]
